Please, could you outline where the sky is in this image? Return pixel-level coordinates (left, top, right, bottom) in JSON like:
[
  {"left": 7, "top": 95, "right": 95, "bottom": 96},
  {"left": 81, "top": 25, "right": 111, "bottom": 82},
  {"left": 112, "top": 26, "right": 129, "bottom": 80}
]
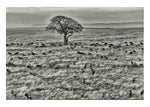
[{"left": 6, "top": 7, "right": 144, "bottom": 28}]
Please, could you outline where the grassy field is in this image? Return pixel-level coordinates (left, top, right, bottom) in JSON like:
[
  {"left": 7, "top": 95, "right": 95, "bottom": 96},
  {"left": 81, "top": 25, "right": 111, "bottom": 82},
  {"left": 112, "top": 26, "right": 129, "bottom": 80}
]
[{"left": 6, "top": 27, "right": 144, "bottom": 100}]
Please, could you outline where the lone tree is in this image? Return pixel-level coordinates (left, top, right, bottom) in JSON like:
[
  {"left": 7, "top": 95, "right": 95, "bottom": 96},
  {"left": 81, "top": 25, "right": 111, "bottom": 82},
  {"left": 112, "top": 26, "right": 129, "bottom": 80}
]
[{"left": 45, "top": 15, "right": 83, "bottom": 45}]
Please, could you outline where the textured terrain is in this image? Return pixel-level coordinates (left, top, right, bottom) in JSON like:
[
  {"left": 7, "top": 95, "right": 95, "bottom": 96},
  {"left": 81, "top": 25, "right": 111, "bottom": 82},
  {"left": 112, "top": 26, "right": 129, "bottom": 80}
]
[{"left": 6, "top": 27, "right": 144, "bottom": 100}]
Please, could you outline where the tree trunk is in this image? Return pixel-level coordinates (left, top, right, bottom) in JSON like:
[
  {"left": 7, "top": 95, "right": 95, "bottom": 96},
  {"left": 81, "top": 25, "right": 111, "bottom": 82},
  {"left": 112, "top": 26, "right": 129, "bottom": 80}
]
[{"left": 64, "top": 35, "right": 68, "bottom": 45}]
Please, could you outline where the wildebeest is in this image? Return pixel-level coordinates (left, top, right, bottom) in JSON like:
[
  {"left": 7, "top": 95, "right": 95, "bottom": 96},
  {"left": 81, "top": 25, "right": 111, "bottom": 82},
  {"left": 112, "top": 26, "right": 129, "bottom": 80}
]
[
  {"left": 14, "top": 52, "right": 19, "bottom": 55},
  {"left": 24, "top": 93, "right": 32, "bottom": 100},
  {"left": 36, "top": 65, "right": 42, "bottom": 68},
  {"left": 81, "top": 68, "right": 85, "bottom": 73},
  {"left": 7, "top": 69, "right": 12, "bottom": 74},
  {"left": 40, "top": 43, "right": 46, "bottom": 47},
  {"left": 101, "top": 55, "right": 108, "bottom": 60},
  {"left": 104, "top": 42, "right": 108, "bottom": 45},
  {"left": 82, "top": 78, "right": 86, "bottom": 84},
  {"left": 43, "top": 52, "right": 47, "bottom": 55},
  {"left": 109, "top": 44, "right": 115, "bottom": 48},
  {"left": 31, "top": 52, "right": 36, "bottom": 55},
  {"left": 6, "top": 62, "right": 16, "bottom": 67},
  {"left": 132, "top": 77, "right": 136, "bottom": 83},
  {"left": 26, "top": 65, "right": 32, "bottom": 69},
  {"left": 129, "top": 41, "right": 134, "bottom": 45},
  {"left": 90, "top": 64, "right": 95, "bottom": 75},
  {"left": 88, "top": 53, "right": 92, "bottom": 56},
  {"left": 11, "top": 90, "right": 17, "bottom": 98},
  {"left": 18, "top": 57, "right": 23, "bottom": 59},
  {"left": 27, "top": 42, "right": 34, "bottom": 45},
  {"left": 129, "top": 90, "right": 133, "bottom": 98},
  {"left": 29, "top": 72, "right": 37, "bottom": 76},
  {"left": 77, "top": 51, "right": 86, "bottom": 55},
  {"left": 129, "top": 50, "right": 136, "bottom": 55},
  {"left": 102, "top": 48, "right": 105, "bottom": 51},
  {"left": 140, "top": 90, "right": 144, "bottom": 95}
]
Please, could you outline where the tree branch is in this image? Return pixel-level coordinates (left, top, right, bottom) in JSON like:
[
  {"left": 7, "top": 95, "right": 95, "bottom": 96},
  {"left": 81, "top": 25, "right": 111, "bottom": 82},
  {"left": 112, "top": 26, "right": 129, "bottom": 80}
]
[{"left": 66, "top": 33, "right": 73, "bottom": 38}]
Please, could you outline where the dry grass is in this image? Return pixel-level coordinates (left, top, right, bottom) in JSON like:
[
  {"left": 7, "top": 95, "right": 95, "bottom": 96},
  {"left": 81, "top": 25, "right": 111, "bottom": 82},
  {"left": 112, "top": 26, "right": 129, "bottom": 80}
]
[{"left": 6, "top": 28, "right": 144, "bottom": 100}]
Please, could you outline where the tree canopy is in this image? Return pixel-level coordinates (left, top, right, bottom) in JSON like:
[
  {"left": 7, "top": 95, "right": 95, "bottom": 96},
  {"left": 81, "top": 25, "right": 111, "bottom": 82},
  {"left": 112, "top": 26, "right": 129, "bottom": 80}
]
[{"left": 45, "top": 15, "right": 83, "bottom": 38}]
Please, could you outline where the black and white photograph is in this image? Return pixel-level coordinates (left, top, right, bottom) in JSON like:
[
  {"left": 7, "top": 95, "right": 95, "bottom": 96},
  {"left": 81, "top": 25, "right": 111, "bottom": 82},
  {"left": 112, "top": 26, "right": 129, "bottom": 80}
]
[{"left": 6, "top": 7, "right": 144, "bottom": 100}]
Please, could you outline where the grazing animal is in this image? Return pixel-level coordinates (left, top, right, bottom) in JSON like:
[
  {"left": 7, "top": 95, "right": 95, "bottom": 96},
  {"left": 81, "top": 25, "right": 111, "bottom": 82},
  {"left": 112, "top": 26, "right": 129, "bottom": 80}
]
[
  {"left": 104, "top": 42, "right": 107, "bottom": 45},
  {"left": 7, "top": 69, "right": 12, "bottom": 74},
  {"left": 22, "top": 53, "right": 26, "bottom": 56},
  {"left": 43, "top": 53, "right": 46, "bottom": 55},
  {"left": 36, "top": 65, "right": 42, "bottom": 68},
  {"left": 66, "top": 65, "right": 70, "bottom": 69},
  {"left": 102, "top": 48, "right": 105, "bottom": 51},
  {"left": 97, "top": 63, "right": 100, "bottom": 67},
  {"left": 31, "top": 52, "right": 36, "bottom": 55},
  {"left": 140, "top": 41, "right": 143, "bottom": 45},
  {"left": 27, "top": 65, "right": 32, "bottom": 69},
  {"left": 14, "top": 52, "right": 19, "bottom": 55},
  {"left": 24, "top": 93, "right": 32, "bottom": 100},
  {"left": 109, "top": 44, "right": 115, "bottom": 48},
  {"left": 82, "top": 78, "right": 86, "bottom": 84},
  {"left": 10, "top": 58, "right": 13, "bottom": 61},
  {"left": 90, "top": 64, "right": 95, "bottom": 75},
  {"left": 76, "top": 57, "right": 79, "bottom": 60},
  {"left": 10, "top": 43, "right": 15, "bottom": 45},
  {"left": 129, "top": 51, "right": 133, "bottom": 55},
  {"left": 81, "top": 68, "right": 85, "bottom": 73},
  {"left": 48, "top": 50, "right": 52, "bottom": 53},
  {"left": 27, "top": 42, "right": 33, "bottom": 45},
  {"left": 83, "top": 63, "right": 87, "bottom": 69},
  {"left": 131, "top": 61, "right": 134, "bottom": 65},
  {"left": 103, "top": 56, "right": 108, "bottom": 60},
  {"left": 77, "top": 51, "right": 86, "bottom": 55},
  {"left": 73, "top": 61, "right": 76, "bottom": 65},
  {"left": 20, "top": 43, "right": 23, "bottom": 46},
  {"left": 132, "top": 78, "right": 136, "bottom": 83},
  {"left": 129, "top": 90, "right": 133, "bottom": 98},
  {"left": 131, "top": 61, "right": 138, "bottom": 67},
  {"left": 11, "top": 90, "right": 17, "bottom": 98},
  {"left": 129, "top": 41, "right": 134, "bottom": 45},
  {"left": 115, "top": 58, "right": 117, "bottom": 60},
  {"left": 8, "top": 52, "right": 12, "bottom": 55},
  {"left": 115, "top": 44, "right": 121, "bottom": 48},
  {"left": 90, "top": 43, "right": 95, "bottom": 46},
  {"left": 59, "top": 44, "right": 62, "bottom": 46},
  {"left": 132, "top": 50, "right": 136, "bottom": 53},
  {"left": 101, "top": 55, "right": 108, "bottom": 60},
  {"left": 70, "top": 45, "right": 74, "bottom": 50},
  {"left": 88, "top": 53, "right": 92, "bottom": 56},
  {"left": 140, "top": 90, "right": 144, "bottom": 95},
  {"left": 18, "top": 57, "right": 23, "bottom": 59},
  {"left": 129, "top": 50, "right": 136, "bottom": 55},
  {"left": 89, "top": 48, "right": 93, "bottom": 51},
  {"left": 29, "top": 72, "right": 37, "bottom": 76},
  {"left": 41, "top": 43, "right": 46, "bottom": 47},
  {"left": 6, "top": 62, "right": 16, "bottom": 66}
]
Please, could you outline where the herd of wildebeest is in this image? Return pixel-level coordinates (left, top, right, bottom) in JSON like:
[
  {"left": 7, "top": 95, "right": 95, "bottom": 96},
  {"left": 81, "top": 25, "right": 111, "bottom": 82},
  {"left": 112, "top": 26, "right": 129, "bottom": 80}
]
[{"left": 6, "top": 28, "right": 144, "bottom": 100}]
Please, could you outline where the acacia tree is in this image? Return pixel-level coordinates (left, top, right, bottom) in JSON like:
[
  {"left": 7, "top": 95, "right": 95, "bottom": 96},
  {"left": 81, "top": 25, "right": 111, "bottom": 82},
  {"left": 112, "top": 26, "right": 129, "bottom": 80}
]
[{"left": 45, "top": 16, "right": 83, "bottom": 45}]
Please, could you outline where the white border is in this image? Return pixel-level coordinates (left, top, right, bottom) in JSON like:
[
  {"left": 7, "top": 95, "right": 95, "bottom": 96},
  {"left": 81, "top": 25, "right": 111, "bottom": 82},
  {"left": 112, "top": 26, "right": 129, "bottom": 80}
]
[{"left": 0, "top": 0, "right": 148, "bottom": 107}]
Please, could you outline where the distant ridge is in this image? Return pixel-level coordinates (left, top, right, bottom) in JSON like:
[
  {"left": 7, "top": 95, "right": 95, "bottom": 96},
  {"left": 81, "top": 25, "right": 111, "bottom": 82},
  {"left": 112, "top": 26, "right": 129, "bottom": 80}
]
[
  {"left": 84, "top": 22, "right": 143, "bottom": 25},
  {"left": 7, "top": 22, "right": 143, "bottom": 29},
  {"left": 83, "top": 22, "right": 143, "bottom": 28}
]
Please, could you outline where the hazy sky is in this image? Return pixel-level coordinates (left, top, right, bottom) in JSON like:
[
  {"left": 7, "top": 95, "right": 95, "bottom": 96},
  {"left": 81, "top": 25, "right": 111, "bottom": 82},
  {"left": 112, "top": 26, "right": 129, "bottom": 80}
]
[{"left": 6, "top": 7, "right": 143, "bottom": 28}]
